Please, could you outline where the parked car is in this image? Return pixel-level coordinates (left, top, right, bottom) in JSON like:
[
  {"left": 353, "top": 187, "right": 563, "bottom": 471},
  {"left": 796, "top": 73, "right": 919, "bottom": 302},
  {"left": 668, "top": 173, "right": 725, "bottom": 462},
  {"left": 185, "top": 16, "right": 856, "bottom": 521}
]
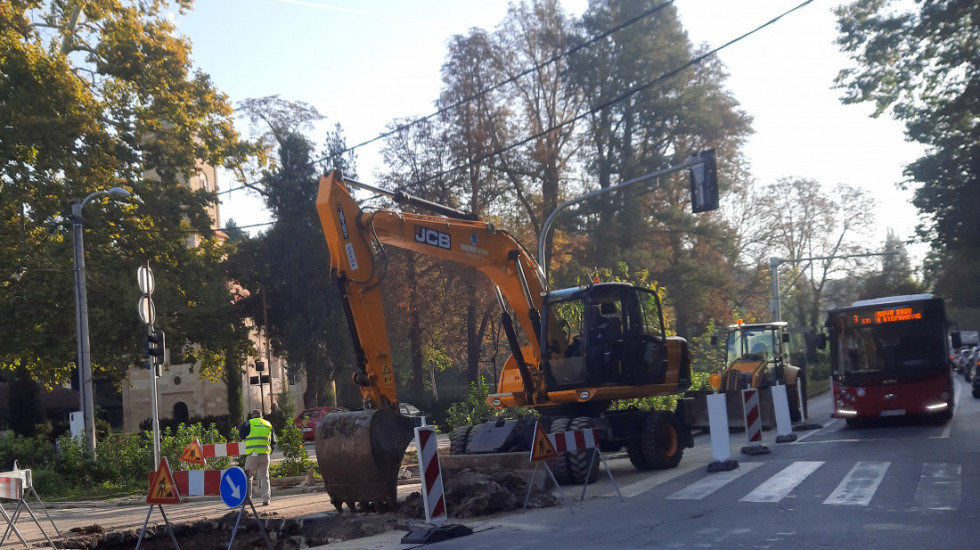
[
  {"left": 294, "top": 406, "right": 347, "bottom": 441},
  {"left": 973, "top": 365, "right": 980, "bottom": 398}
]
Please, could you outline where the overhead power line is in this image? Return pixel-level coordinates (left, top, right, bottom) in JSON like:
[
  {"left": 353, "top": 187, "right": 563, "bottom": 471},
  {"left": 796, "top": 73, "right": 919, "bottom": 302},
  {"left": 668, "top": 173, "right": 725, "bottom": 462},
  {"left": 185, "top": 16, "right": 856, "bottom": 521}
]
[
  {"left": 222, "top": 0, "right": 815, "bottom": 200},
  {"left": 220, "top": 0, "right": 677, "bottom": 196}
]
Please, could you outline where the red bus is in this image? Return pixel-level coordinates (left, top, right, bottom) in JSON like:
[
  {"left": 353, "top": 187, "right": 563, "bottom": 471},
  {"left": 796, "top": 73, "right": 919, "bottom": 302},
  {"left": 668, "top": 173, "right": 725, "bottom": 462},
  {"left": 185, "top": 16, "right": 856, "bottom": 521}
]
[{"left": 821, "top": 294, "right": 957, "bottom": 426}]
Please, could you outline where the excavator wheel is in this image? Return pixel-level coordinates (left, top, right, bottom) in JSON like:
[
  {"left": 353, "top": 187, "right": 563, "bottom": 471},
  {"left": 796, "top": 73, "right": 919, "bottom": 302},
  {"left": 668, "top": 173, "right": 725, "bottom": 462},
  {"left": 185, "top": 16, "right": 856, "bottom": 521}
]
[
  {"left": 314, "top": 408, "right": 414, "bottom": 513},
  {"left": 625, "top": 435, "right": 650, "bottom": 470},
  {"left": 548, "top": 417, "right": 573, "bottom": 484},
  {"left": 567, "top": 417, "right": 600, "bottom": 484},
  {"left": 449, "top": 425, "right": 473, "bottom": 455},
  {"left": 641, "top": 410, "right": 684, "bottom": 470}
]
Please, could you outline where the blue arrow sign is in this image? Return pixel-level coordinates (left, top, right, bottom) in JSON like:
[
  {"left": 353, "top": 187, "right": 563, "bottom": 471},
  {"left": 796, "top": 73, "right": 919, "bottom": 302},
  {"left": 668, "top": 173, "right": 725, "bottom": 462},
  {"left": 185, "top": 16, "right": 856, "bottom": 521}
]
[{"left": 220, "top": 466, "right": 248, "bottom": 508}]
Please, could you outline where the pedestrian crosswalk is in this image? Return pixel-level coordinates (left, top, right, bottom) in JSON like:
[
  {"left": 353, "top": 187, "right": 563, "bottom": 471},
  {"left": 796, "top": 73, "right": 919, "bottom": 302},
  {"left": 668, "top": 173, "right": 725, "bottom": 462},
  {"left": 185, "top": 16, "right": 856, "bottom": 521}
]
[{"left": 656, "top": 460, "right": 962, "bottom": 511}]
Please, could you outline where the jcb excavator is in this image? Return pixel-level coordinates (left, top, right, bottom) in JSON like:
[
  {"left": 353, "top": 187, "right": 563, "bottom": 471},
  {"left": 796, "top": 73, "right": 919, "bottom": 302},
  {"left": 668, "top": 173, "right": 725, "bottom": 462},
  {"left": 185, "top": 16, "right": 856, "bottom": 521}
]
[{"left": 314, "top": 170, "right": 698, "bottom": 512}]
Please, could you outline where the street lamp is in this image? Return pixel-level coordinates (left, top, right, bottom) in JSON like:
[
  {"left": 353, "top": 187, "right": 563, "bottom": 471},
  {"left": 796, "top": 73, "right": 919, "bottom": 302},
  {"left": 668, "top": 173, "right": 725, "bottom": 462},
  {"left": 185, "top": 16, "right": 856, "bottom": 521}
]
[{"left": 72, "top": 186, "right": 130, "bottom": 453}]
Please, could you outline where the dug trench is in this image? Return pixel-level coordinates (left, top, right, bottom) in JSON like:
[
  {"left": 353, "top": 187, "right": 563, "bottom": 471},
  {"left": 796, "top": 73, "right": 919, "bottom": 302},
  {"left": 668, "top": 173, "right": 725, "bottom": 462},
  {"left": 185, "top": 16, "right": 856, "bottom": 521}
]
[{"left": 59, "top": 457, "right": 559, "bottom": 549}]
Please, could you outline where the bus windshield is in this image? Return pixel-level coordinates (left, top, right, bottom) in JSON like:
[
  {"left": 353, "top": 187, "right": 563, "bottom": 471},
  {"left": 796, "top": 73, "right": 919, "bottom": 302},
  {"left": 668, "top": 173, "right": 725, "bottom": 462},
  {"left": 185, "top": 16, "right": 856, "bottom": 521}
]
[{"left": 837, "top": 316, "right": 946, "bottom": 375}]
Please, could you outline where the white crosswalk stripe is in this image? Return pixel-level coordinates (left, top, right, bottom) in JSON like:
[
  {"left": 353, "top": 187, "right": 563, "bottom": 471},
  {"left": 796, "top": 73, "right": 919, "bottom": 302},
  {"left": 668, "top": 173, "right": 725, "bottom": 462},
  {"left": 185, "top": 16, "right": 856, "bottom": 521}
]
[
  {"left": 823, "top": 461, "right": 890, "bottom": 506},
  {"left": 912, "top": 462, "right": 960, "bottom": 511},
  {"left": 634, "top": 459, "right": 966, "bottom": 511},
  {"left": 739, "top": 461, "right": 824, "bottom": 503},
  {"left": 666, "top": 463, "right": 763, "bottom": 500}
]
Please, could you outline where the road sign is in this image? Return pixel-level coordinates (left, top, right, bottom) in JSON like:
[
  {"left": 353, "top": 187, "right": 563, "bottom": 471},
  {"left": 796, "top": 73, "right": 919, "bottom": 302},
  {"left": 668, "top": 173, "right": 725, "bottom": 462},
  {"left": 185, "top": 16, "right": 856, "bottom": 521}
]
[
  {"left": 137, "top": 264, "right": 155, "bottom": 295},
  {"left": 179, "top": 438, "right": 206, "bottom": 465},
  {"left": 529, "top": 422, "right": 558, "bottom": 462},
  {"left": 146, "top": 457, "right": 181, "bottom": 505},
  {"left": 137, "top": 295, "right": 155, "bottom": 325},
  {"left": 220, "top": 467, "right": 248, "bottom": 508}
]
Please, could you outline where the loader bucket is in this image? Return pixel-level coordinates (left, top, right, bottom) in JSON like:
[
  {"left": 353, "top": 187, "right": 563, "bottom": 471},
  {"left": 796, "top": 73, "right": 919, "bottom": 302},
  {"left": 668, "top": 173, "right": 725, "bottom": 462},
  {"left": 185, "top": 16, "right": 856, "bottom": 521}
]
[{"left": 314, "top": 408, "right": 415, "bottom": 512}]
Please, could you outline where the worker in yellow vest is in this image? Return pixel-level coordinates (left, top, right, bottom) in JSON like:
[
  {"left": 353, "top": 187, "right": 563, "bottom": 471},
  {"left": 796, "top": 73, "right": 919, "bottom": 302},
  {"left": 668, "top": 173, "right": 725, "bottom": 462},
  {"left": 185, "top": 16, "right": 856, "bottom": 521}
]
[{"left": 239, "top": 408, "right": 277, "bottom": 505}]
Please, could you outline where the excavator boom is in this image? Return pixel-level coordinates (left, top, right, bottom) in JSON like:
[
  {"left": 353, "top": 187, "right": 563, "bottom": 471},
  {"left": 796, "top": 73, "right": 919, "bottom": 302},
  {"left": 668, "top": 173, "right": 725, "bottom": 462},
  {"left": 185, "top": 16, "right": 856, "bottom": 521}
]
[{"left": 313, "top": 171, "right": 548, "bottom": 511}]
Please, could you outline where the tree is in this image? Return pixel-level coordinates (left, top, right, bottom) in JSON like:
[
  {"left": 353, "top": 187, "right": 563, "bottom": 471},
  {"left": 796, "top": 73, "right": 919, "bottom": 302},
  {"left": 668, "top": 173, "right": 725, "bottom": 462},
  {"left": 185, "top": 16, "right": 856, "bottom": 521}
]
[
  {"left": 565, "top": 0, "right": 753, "bottom": 336},
  {"left": 835, "top": 0, "right": 980, "bottom": 305},
  {"left": 1, "top": 1, "right": 249, "bottom": 394},
  {"left": 229, "top": 97, "right": 356, "bottom": 409},
  {"left": 858, "top": 230, "right": 924, "bottom": 299},
  {"left": 763, "top": 178, "right": 875, "bottom": 358}
]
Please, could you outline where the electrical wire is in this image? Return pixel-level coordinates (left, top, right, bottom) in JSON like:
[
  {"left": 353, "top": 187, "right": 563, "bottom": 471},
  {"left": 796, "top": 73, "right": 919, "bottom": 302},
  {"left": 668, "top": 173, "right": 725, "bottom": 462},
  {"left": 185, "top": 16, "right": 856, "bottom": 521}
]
[
  {"left": 219, "top": 0, "right": 677, "bottom": 197},
  {"left": 222, "top": 0, "right": 815, "bottom": 208}
]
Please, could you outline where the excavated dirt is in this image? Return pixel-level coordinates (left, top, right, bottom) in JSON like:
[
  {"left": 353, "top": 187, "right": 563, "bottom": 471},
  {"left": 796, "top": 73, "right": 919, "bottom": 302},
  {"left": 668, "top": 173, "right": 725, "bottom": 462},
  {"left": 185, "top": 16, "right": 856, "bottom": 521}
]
[{"left": 59, "top": 469, "right": 558, "bottom": 549}]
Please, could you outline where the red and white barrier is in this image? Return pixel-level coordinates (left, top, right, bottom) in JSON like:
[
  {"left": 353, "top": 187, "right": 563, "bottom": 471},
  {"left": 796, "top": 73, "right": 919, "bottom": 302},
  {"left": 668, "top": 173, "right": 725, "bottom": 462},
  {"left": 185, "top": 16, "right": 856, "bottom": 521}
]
[
  {"left": 548, "top": 428, "right": 600, "bottom": 452},
  {"left": 415, "top": 426, "right": 446, "bottom": 526},
  {"left": 741, "top": 388, "right": 770, "bottom": 455},
  {"left": 0, "top": 477, "right": 22, "bottom": 500},
  {"left": 203, "top": 442, "right": 245, "bottom": 458}
]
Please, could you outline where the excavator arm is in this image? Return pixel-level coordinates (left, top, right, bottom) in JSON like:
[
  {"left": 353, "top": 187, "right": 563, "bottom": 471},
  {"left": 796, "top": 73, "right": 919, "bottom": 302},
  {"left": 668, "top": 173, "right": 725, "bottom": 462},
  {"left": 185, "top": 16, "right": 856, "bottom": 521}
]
[
  {"left": 312, "top": 170, "right": 549, "bottom": 511},
  {"left": 316, "top": 170, "right": 549, "bottom": 407}
]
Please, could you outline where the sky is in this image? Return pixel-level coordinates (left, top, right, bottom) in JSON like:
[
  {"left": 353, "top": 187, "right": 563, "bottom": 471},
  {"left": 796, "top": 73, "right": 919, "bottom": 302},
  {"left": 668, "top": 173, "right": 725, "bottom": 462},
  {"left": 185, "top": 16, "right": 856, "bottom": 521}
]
[{"left": 177, "top": 0, "right": 927, "bottom": 263}]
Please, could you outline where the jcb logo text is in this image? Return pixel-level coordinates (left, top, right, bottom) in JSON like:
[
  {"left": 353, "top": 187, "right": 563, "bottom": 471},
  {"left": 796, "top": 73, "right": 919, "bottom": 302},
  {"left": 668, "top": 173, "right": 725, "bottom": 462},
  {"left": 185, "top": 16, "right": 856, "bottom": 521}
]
[{"left": 415, "top": 227, "right": 451, "bottom": 250}]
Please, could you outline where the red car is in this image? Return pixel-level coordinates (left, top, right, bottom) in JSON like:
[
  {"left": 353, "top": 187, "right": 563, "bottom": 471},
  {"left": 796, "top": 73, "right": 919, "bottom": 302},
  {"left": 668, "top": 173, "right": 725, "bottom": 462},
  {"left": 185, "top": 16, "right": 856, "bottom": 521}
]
[{"left": 294, "top": 406, "right": 347, "bottom": 441}]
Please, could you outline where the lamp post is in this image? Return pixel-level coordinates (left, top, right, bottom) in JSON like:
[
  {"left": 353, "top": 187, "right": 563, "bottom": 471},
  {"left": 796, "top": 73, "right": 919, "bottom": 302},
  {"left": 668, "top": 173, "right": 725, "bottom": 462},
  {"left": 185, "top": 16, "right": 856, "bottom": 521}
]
[{"left": 72, "top": 186, "right": 131, "bottom": 453}]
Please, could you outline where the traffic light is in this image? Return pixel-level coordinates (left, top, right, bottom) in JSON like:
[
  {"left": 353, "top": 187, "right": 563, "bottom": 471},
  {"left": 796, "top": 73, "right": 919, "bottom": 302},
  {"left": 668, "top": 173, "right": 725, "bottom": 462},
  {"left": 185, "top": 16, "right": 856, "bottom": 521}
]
[{"left": 147, "top": 329, "right": 166, "bottom": 362}]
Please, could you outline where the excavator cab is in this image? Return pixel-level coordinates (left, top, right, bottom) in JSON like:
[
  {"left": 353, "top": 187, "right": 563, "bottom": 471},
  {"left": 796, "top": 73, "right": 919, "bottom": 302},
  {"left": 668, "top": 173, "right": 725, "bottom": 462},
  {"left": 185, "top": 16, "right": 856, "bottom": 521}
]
[{"left": 543, "top": 282, "right": 670, "bottom": 392}]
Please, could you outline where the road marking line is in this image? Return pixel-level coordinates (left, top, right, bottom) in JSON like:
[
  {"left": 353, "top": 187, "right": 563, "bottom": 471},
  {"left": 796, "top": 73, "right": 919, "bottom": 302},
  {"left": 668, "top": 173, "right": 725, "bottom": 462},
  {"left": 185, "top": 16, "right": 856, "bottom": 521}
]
[
  {"left": 912, "top": 462, "right": 960, "bottom": 511},
  {"left": 740, "top": 461, "right": 824, "bottom": 503},
  {"left": 824, "top": 461, "right": 890, "bottom": 505},
  {"left": 666, "top": 462, "right": 763, "bottom": 500},
  {"left": 610, "top": 463, "right": 700, "bottom": 498}
]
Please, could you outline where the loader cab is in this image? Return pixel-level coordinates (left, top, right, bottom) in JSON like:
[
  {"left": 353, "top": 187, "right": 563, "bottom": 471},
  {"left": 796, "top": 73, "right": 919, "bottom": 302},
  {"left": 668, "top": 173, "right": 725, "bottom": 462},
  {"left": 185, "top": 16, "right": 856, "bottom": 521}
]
[
  {"left": 724, "top": 321, "right": 789, "bottom": 388},
  {"left": 542, "top": 282, "right": 669, "bottom": 390}
]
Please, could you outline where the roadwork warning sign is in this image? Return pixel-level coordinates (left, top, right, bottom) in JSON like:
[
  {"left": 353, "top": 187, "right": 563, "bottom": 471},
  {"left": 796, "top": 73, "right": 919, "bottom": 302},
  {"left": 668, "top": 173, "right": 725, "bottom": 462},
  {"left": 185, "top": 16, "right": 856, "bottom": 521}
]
[
  {"left": 146, "top": 457, "right": 181, "bottom": 505},
  {"left": 179, "top": 438, "right": 206, "bottom": 465},
  {"left": 529, "top": 422, "right": 558, "bottom": 462}
]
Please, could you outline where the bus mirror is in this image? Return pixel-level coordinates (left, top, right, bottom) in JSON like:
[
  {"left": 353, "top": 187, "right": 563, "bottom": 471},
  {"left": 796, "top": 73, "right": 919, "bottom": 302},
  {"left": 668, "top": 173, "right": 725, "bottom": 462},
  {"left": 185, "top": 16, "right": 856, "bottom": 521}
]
[
  {"left": 815, "top": 333, "right": 827, "bottom": 350},
  {"left": 782, "top": 332, "right": 790, "bottom": 343},
  {"left": 951, "top": 332, "right": 962, "bottom": 349},
  {"left": 710, "top": 335, "right": 718, "bottom": 347}
]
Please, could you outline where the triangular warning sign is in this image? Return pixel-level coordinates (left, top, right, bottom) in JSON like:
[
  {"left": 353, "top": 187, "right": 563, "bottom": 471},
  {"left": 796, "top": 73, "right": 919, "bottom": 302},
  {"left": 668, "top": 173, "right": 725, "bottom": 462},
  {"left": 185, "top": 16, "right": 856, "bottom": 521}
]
[
  {"left": 146, "top": 457, "right": 181, "bottom": 505},
  {"left": 529, "top": 421, "right": 558, "bottom": 462},
  {"left": 179, "top": 438, "right": 206, "bottom": 465}
]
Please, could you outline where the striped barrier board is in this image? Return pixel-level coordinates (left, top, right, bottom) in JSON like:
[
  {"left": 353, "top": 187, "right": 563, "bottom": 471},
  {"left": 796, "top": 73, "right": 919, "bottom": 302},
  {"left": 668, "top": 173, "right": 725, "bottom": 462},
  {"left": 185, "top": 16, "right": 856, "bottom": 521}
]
[
  {"left": 547, "top": 428, "right": 600, "bottom": 452},
  {"left": 415, "top": 426, "right": 446, "bottom": 526},
  {"left": 203, "top": 442, "right": 245, "bottom": 458},
  {"left": 147, "top": 469, "right": 236, "bottom": 496},
  {"left": 741, "top": 388, "right": 771, "bottom": 456},
  {"left": 0, "top": 477, "right": 23, "bottom": 500}
]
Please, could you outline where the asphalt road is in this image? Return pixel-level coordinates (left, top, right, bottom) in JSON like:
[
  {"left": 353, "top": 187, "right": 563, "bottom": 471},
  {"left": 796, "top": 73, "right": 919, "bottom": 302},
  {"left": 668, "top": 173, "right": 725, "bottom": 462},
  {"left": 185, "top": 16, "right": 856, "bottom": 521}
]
[{"left": 6, "top": 381, "right": 977, "bottom": 549}]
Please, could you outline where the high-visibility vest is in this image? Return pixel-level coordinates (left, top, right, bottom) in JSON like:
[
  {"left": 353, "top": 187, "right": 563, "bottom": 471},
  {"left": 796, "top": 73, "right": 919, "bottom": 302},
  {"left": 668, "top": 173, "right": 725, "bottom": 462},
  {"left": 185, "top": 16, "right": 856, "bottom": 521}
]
[{"left": 245, "top": 418, "right": 273, "bottom": 455}]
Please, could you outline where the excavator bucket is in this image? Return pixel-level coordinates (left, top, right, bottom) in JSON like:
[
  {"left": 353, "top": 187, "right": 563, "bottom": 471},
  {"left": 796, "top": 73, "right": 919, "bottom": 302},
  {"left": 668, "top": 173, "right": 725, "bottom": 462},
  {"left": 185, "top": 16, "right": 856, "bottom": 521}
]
[{"left": 314, "top": 408, "right": 415, "bottom": 512}]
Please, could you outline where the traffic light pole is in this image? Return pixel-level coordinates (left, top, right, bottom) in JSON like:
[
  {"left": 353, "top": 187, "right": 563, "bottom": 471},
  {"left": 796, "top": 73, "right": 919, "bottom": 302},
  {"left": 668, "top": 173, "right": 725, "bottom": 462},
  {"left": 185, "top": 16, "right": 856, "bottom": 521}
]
[{"left": 148, "top": 325, "right": 161, "bottom": 466}]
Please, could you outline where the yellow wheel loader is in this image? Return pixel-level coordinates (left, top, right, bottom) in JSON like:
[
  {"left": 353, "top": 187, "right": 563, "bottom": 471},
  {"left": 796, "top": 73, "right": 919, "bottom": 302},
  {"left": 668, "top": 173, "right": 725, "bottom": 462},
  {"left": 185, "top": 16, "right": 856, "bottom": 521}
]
[{"left": 684, "top": 320, "right": 804, "bottom": 431}]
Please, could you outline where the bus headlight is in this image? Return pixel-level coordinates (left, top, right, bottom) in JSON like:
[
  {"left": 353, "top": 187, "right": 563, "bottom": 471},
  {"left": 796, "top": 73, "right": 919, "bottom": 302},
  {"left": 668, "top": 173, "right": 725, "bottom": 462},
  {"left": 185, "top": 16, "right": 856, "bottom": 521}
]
[{"left": 926, "top": 402, "right": 948, "bottom": 412}]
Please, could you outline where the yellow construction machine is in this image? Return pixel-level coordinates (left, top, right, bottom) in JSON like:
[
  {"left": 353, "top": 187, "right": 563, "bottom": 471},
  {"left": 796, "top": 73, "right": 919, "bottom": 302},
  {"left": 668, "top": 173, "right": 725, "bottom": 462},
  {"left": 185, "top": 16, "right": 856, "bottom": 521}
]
[
  {"left": 685, "top": 320, "right": 804, "bottom": 430},
  {"left": 314, "top": 163, "right": 715, "bottom": 511}
]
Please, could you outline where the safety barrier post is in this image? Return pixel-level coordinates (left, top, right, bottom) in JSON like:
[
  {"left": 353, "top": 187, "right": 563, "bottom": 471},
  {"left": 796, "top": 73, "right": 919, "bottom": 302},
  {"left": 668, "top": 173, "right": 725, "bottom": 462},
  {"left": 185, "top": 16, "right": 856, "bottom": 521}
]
[
  {"left": 706, "top": 393, "right": 739, "bottom": 472},
  {"left": 401, "top": 426, "right": 473, "bottom": 545},
  {"left": 772, "top": 384, "right": 798, "bottom": 443},
  {"left": 740, "top": 388, "right": 771, "bottom": 456}
]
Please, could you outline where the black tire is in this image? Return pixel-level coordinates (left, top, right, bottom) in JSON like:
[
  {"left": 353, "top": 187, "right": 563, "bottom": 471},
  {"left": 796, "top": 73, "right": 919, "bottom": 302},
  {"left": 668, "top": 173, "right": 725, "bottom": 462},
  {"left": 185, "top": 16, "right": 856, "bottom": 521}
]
[
  {"left": 567, "top": 417, "right": 600, "bottom": 484},
  {"left": 548, "top": 417, "right": 573, "bottom": 484},
  {"left": 449, "top": 425, "right": 472, "bottom": 455},
  {"left": 626, "top": 436, "right": 651, "bottom": 470},
  {"left": 642, "top": 410, "right": 684, "bottom": 470}
]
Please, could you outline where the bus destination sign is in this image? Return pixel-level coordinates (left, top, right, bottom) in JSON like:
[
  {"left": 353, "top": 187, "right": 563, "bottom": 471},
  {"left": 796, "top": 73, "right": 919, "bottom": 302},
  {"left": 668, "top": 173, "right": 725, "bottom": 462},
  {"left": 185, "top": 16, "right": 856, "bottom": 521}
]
[{"left": 848, "top": 305, "right": 924, "bottom": 327}]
